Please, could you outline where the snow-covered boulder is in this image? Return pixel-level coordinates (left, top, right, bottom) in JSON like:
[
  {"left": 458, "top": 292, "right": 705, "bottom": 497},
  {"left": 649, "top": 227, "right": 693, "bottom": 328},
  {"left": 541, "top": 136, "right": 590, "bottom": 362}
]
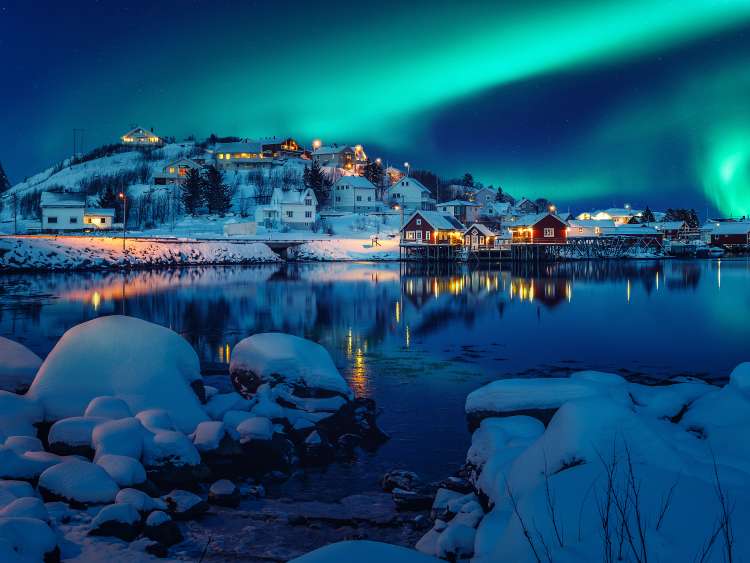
[
  {"left": 191, "top": 420, "right": 227, "bottom": 453},
  {"left": 26, "top": 316, "right": 209, "bottom": 432},
  {"left": 205, "top": 392, "right": 253, "bottom": 420},
  {"left": 163, "top": 490, "right": 208, "bottom": 520},
  {"left": 236, "top": 416, "right": 273, "bottom": 444},
  {"left": 0, "top": 392, "right": 43, "bottom": 440},
  {"left": 0, "top": 481, "right": 36, "bottom": 501},
  {"left": 0, "top": 338, "right": 42, "bottom": 394},
  {"left": 291, "top": 541, "right": 440, "bottom": 563},
  {"left": 92, "top": 417, "right": 144, "bottom": 460},
  {"left": 38, "top": 459, "right": 119, "bottom": 506},
  {"left": 115, "top": 488, "right": 167, "bottom": 514},
  {"left": 230, "top": 333, "right": 353, "bottom": 399},
  {"left": 0, "top": 448, "right": 62, "bottom": 480},
  {"left": 144, "top": 510, "right": 182, "bottom": 547},
  {"left": 0, "top": 496, "right": 48, "bottom": 522},
  {"left": 96, "top": 454, "right": 147, "bottom": 487},
  {"left": 84, "top": 396, "right": 132, "bottom": 420},
  {"left": 48, "top": 416, "right": 105, "bottom": 457},
  {"left": 136, "top": 409, "right": 177, "bottom": 432},
  {"left": 208, "top": 479, "right": 240, "bottom": 507},
  {"left": 142, "top": 429, "right": 207, "bottom": 487},
  {"left": 0, "top": 517, "right": 58, "bottom": 562},
  {"left": 2, "top": 436, "right": 43, "bottom": 454},
  {"left": 89, "top": 502, "right": 141, "bottom": 541}
]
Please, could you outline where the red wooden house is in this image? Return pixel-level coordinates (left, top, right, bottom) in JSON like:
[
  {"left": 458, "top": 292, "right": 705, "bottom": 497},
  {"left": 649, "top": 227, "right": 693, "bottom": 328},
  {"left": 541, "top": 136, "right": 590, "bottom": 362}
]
[
  {"left": 708, "top": 222, "right": 750, "bottom": 247},
  {"left": 508, "top": 213, "right": 568, "bottom": 243},
  {"left": 400, "top": 211, "right": 465, "bottom": 244}
]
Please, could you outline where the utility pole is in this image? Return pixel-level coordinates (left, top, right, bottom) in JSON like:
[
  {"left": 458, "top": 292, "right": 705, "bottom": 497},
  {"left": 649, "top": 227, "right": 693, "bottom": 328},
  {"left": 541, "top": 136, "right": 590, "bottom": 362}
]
[
  {"left": 119, "top": 192, "right": 127, "bottom": 251},
  {"left": 12, "top": 193, "right": 17, "bottom": 235}
]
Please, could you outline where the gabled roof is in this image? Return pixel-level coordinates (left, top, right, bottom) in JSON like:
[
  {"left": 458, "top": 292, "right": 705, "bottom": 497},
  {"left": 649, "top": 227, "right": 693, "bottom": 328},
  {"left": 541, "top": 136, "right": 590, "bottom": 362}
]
[
  {"left": 511, "top": 213, "right": 566, "bottom": 228},
  {"left": 515, "top": 197, "right": 536, "bottom": 207},
  {"left": 568, "top": 218, "right": 616, "bottom": 229},
  {"left": 122, "top": 127, "right": 159, "bottom": 139},
  {"left": 313, "top": 145, "right": 353, "bottom": 156},
  {"left": 40, "top": 191, "right": 86, "bottom": 208},
  {"left": 401, "top": 210, "right": 464, "bottom": 231},
  {"left": 391, "top": 177, "right": 431, "bottom": 194},
  {"left": 333, "top": 176, "right": 376, "bottom": 189},
  {"left": 646, "top": 221, "right": 686, "bottom": 231},
  {"left": 707, "top": 221, "right": 750, "bottom": 235},
  {"left": 271, "top": 187, "right": 317, "bottom": 205},
  {"left": 437, "top": 199, "right": 481, "bottom": 207},
  {"left": 163, "top": 157, "right": 201, "bottom": 170},
  {"left": 214, "top": 140, "right": 264, "bottom": 154},
  {"left": 464, "top": 223, "right": 496, "bottom": 236}
]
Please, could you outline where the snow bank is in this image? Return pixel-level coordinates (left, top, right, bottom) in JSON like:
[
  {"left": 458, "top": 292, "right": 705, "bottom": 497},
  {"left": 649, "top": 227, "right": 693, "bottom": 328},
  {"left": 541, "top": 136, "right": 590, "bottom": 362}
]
[
  {"left": 27, "top": 316, "right": 208, "bottom": 432},
  {"left": 0, "top": 337, "right": 42, "bottom": 393},
  {"left": 0, "top": 517, "right": 58, "bottom": 562},
  {"left": 449, "top": 366, "right": 750, "bottom": 563},
  {"left": 230, "top": 333, "right": 353, "bottom": 398},
  {"left": 96, "top": 455, "right": 147, "bottom": 487},
  {"left": 38, "top": 459, "right": 119, "bottom": 505},
  {"left": 293, "top": 237, "right": 399, "bottom": 261},
  {"left": 0, "top": 236, "right": 281, "bottom": 271}
]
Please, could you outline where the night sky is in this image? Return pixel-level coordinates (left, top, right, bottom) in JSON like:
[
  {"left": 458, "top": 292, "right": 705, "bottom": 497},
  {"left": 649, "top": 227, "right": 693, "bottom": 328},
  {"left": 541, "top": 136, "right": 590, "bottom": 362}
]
[{"left": 2, "top": 0, "right": 750, "bottom": 215}]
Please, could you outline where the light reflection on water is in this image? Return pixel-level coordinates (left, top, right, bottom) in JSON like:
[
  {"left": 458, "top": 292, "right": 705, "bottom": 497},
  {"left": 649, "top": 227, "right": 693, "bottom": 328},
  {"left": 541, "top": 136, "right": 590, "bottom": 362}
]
[{"left": 1, "top": 259, "right": 748, "bottom": 484}]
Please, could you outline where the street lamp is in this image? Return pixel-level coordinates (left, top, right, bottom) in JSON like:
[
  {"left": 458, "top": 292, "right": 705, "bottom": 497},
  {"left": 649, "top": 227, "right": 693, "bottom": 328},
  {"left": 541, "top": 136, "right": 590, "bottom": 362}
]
[
  {"left": 549, "top": 204, "right": 557, "bottom": 214},
  {"left": 312, "top": 139, "right": 322, "bottom": 150},
  {"left": 118, "top": 192, "right": 127, "bottom": 251},
  {"left": 404, "top": 162, "right": 410, "bottom": 177}
]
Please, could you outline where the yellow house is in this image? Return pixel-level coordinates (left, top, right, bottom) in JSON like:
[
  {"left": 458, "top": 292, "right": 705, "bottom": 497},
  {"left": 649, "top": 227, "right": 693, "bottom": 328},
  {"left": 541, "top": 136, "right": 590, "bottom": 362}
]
[{"left": 121, "top": 127, "right": 163, "bottom": 146}]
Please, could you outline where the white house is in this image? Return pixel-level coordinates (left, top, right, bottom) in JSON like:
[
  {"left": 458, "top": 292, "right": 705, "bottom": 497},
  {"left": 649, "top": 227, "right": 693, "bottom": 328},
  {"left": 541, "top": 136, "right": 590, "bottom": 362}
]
[
  {"left": 41, "top": 191, "right": 115, "bottom": 231},
  {"left": 331, "top": 176, "right": 379, "bottom": 212},
  {"left": 121, "top": 127, "right": 162, "bottom": 146},
  {"left": 255, "top": 187, "right": 317, "bottom": 229},
  {"left": 388, "top": 177, "right": 436, "bottom": 210},
  {"left": 212, "top": 141, "right": 274, "bottom": 170},
  {"left": 566, "top": 218, "right": 616, "bottom": 237},
  {"left": 154, "top": 158, "right": 202, "bottom": 185},
  {"left": 577, "top": 207, "right": 642, "bottom": 225},
  {"left": 436, "top": 200, "right": 482, "bottom": 225}
]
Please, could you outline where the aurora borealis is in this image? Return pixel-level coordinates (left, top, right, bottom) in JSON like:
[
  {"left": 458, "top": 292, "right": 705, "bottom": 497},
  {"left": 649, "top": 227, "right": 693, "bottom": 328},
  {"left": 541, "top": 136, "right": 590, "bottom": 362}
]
[{"left": 2, "top": 1, "right": 750, "bottom": 215}]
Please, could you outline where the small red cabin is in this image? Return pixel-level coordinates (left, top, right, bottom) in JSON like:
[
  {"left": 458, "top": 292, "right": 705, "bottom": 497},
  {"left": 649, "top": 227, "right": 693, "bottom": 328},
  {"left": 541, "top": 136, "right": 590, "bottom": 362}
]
[
  {"left": 509, "top": 213, "right": 568, "bottom": 244},
  {"left": 400, "top": 211, "right": 465, "bottom": 244},
  {"left": 709, "top": 222, "right": 750, "bottom": 247}
]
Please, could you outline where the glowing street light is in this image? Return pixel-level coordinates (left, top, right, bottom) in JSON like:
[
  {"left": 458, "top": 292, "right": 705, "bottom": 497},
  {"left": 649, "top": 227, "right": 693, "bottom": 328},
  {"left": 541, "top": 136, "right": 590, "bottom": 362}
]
[
  {"left": 375, "top": 158, "right": 382, "bottom": 165},
  {"left": 118, "top": 192, "right": 127, "bottom": 251},
  {"left": 404, "top": 162, "right": 410, "bottom": 176},
  {"left": 549, "top": 204, "right": 557, "bottom": 213},
  {"left": 312, "top": 139, "right": 322, "bottom": 150}
]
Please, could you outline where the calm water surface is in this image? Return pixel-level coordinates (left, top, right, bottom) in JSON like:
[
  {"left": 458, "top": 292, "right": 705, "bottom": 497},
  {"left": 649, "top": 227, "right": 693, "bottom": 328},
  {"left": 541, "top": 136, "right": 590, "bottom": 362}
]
[{"left": 1, "top": 259, "right": 748, "bottom": 498}]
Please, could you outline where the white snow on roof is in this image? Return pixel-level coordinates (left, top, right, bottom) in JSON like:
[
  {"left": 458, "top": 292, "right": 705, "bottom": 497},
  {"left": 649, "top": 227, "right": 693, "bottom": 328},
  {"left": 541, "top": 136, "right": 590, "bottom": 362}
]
[
  {"left": 707, "top": 221, "right": 750, "bottom": 235},
  {"left": 464, "top": 223, "right": 496, "bottom": 236},
  {"left": 334, "top": 176, "right": 376, "bottom": 189},
  {"left": 511, "top": 213, "right": 564, "bottom": 227},
  {"left": 214, "top": 141, "right": 263, "bottom": 153},
  {"left": 313, "top": 145, "right": 352, "bottom": 156},
  {"left": 402, "top": 210, "right": 464, "bottom": 231},
  {"left": 438, "top": 200, "right": 481, "bottom": 207},
  {"left": 393, "top": 178, "right": 431, "bottom": 194}
]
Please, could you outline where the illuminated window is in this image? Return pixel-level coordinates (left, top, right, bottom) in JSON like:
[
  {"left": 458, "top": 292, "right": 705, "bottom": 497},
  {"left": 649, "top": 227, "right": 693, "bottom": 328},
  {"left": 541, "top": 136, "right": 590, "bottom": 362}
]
[
  {"left": 218, "top": 154, "right": 224, "bottom": 160},
  {"left": 169, "top": 167, "right": 175, "bottom": 173}
]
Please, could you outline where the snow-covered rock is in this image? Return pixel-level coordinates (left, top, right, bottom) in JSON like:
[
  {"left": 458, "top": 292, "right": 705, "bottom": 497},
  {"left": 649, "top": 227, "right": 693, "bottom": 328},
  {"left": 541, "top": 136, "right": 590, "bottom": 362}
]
[
  {"left": 0, "top": 392, "right": 43, "bottom": 440},
  {"left": 89, "top": 502, "right": 141, "bottom": 541},
  {"left": 0, "top": 447, "right": 62, "bottom": 480},
  {"left": 208, "top": 479, "right": 240, "bottom": 507},
  {"left": 26, "top": 316, "right": 209, "bottom": 432},
  {"left": 144, "top": 510, "right": 182, "bottom": 547},
  {"left": 191, "top": 420, "right": 227, "bottom": 453},
  {"left": 96, "top": 454, "right": 147, "bottom": 487},
  {"left": 0, "top": 497, "right": 48, "bottom": 521},
  {"left": 291, "top": 540, "right": 440, "bottom": 563},
  {"left": 115, "top": 488, "right": 167, "bottom": 514},
  {"left": 48, "top": 416, "right": 105, "bottom": 456},
  {"left": 92, "top": 417, "right": 144, "bottom": 460},
  {"left": 205, "top": 392, "right": 253, "bottom": 420},
  {"left": 2, "top": 436, "right": 43, "bottom": 454},
  {"left": 136, "top": 409, "right": 177, "bottom": 432},
  {"left": 142, "top": 429, "right": 201, "bottom": 468},
  {"left": 230, "top": 333, "right": 353, "bottom": 399},
  {"left": 0, "top": 517, "right": 58, "bottom": 562},
  {"left": 163, "top": 490, "right": 208, "bottom": 520},
  {"left": 0, "top": 481, "right": 36, "bottom": 501},
  {"left": 0, "top": 337, "right": 42, "bottom": 394},
  {"left": 235, "top": 416, "right": 273, "bottom": 444},
  {"left": 38, "top": 459, "right": 119, "bottom": 506},
  {"left": 84, "top": 396, "right": 132, "bottom": 420}
]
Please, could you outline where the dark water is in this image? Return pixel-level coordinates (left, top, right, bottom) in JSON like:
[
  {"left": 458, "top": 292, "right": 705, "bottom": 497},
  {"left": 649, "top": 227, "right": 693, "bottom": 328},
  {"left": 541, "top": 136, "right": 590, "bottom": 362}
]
[{"left": 1, "top": 259, "right": 749, "bottom": 498}]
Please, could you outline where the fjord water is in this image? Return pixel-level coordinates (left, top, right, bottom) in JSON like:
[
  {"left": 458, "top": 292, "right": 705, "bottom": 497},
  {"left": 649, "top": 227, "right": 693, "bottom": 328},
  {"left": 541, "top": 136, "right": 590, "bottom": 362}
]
[{"left": 1, "top": 259, "right": 748, "bottom": 495}]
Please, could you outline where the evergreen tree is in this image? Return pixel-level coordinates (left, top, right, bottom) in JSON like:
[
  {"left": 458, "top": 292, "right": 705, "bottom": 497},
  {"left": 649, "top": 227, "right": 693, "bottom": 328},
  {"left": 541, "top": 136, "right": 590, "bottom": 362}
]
[
  {"left": 203, "top": 165, "right": 233, "bottom": 215},
  {"left": 495, "top": 186, "right": 505, "bottom": 202},
  {"left": 181, "top": 168, "right": 204, "bottom": 215},
  {"left": 641, "top": 206, "right": 655, "bottom": 223},
  {"left": 665, "top": 208, "right": 700, "bottom": 229},
  {"left": 363, "top": 160, "right": 385, "bottom": 187},
  {"left": 304, "top": 161, "right": 332, "bottom": 205},
  {"left": 462, "top": 173, "right": 474, "bottom": 188},
  {"left": 0, "top": 161, "right": 10, "bottom": 194},
  {"left": 98, "top": 187, "right": 122, "bottom": 221}
]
